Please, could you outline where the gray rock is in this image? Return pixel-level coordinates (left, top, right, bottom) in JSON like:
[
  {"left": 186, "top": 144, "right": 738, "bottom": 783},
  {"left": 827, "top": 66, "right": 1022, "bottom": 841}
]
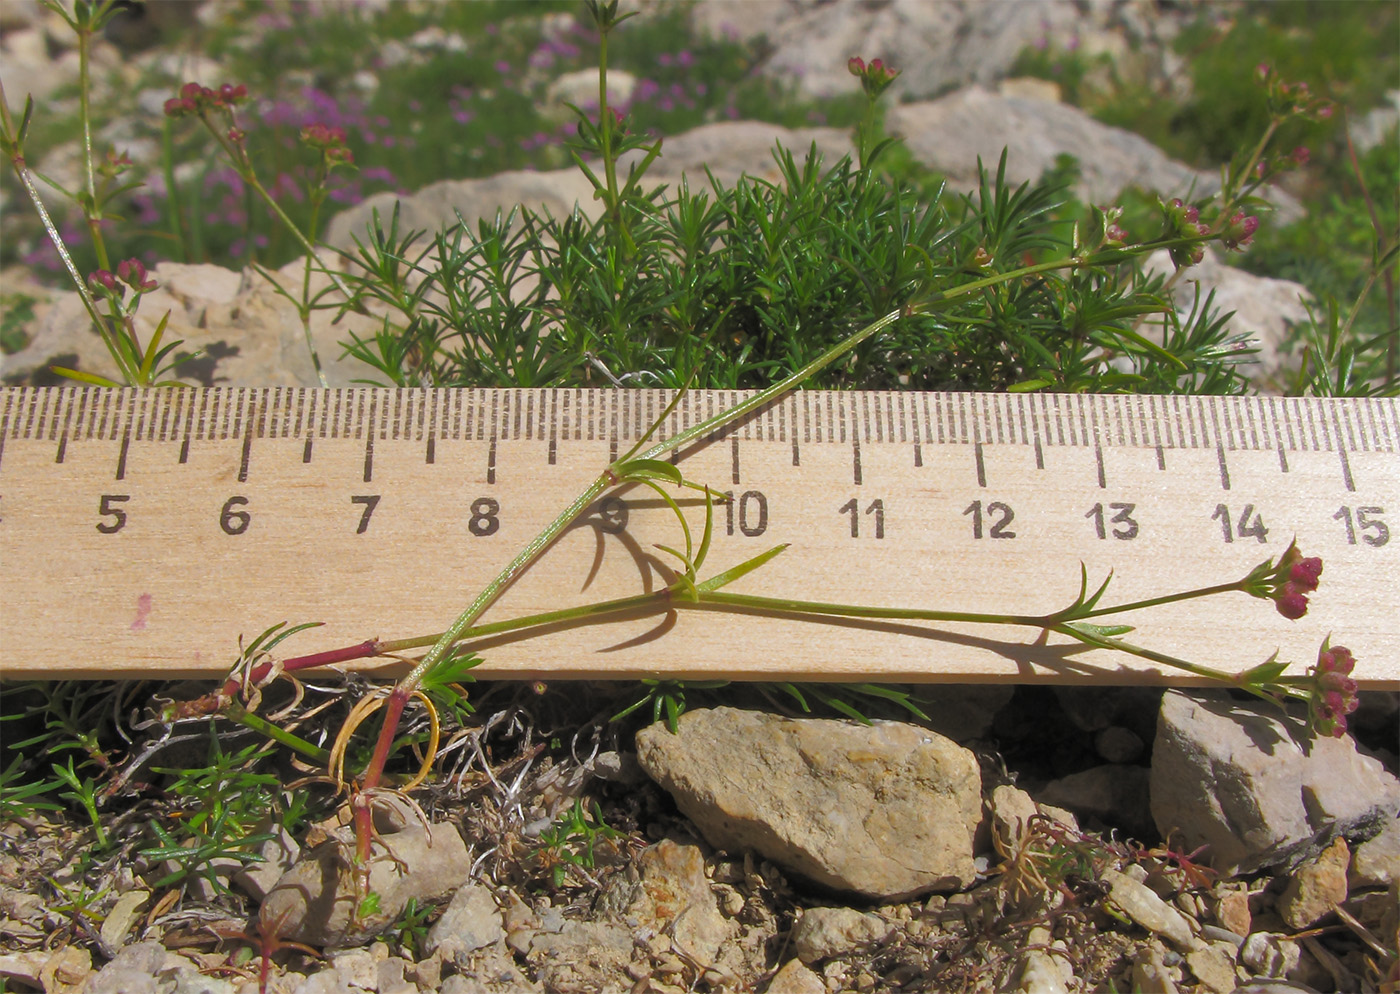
[
  {"left": 526, "top": 920, "right": 635, "bottom": 994},
  {"left": 259, "top": 797, "right": 471, "bottom": 947},
  {"left": 887, "top": 87, "right": 1225, "bottom": 208},
  {"left": 1131, "top": 943, "right": 1180, "bottom": 994},
  {"left": 1239, "top": 932, "right": 1303, "bottom": 980},
  {"left": 324, "top": 168, "right": 599, "bottom": 257},
  {"left": 789, "top": 906, "right": 890, "bottom": 964},
  {"left": 425, "top": 883, "right": 506, "bottom": 968},
  {"left": 80, "top": 941, "right": 235, "bottom": 994},
  {"left": 916, "top": 684, "right": 1015, "bottom": 743},
  {"left": 694, "top": 0, "right": 1087, "bottom": 102},
  {"left": 1277, "top": 837, "right": 1349, "bottom": 931},
  {"left": 1150, "top": 691, "right": 1400, "bottom": 875},
  {"left": 988, "top": 784, "right": 1078, "bottom": 854},
  {"left": 765, "top": 957, "right": 826, "bottom": 994},
  {"left": 1100, "top": 868, "right": 1197, "bottom": 951},
  {"left": 232, "top": 825, "right": 301, "bottom": 903},
  {"left": 598, "top": 838, "right": 734, "bottom": 968},
  {"left": 1350, "top": 816, "right": 1400, "bottom": 888},
  {"left": 0, "top": 257, "right": 386, "bottom": 388},
  {"left": 1095, "top": 726, "right": 1146, "bottom": 764},
  {"left": 1040, "top": 764, "right": 1154, "bottom": 840},
  {"left": 635, "top": 707, "right": 982, "bottom": 900},
  {"left": 1141, "top": 248, "right": 1314, "bottom": 386},
  {"left": 324, "top": 120, "right": 855, "bottom": 255}
]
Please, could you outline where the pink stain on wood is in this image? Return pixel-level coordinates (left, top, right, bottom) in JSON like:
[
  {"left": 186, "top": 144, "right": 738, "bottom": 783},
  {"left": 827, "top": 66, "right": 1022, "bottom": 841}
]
[{"left": 131, "top": 593, "right": 153, "bottom": 631}]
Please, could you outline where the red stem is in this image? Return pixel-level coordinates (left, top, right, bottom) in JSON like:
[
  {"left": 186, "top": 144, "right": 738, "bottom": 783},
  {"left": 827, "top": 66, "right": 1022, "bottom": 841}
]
[
  {"left": 352, "top": 686, "right": 409, "bottom": 865},
  {"left": 222, "top": 638, "right": 382, "bottom": 697}
]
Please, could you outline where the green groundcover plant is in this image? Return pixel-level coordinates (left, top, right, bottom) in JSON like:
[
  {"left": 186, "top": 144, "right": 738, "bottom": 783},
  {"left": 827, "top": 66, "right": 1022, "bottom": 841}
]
[{"left": 0, "top": 0, "right": 1394, "bottom": 964}]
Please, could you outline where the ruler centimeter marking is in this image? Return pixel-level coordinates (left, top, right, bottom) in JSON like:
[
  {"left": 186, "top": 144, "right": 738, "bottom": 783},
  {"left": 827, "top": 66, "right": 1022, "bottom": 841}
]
[{"left": 0, "top": 386, "right": 1396, "bottom": 684}]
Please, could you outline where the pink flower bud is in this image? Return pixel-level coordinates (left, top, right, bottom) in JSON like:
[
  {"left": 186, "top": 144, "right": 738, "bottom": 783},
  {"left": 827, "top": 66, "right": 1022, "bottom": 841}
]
[
  {"left": 88, "top": 269, "right": 118, "bottom": 292},
  {"left": 1288, "top": 556, "right": 1323, "bottom": 591},
  {"left": 848, "top": 57, "right": 866, "bottom": 76},
  {"left": 1275, "top": 584, "right": 1309, "bottom": 620},
  {"left": 116, "top": 258, "right": 158, "bottom": 292},
  {"left": 180, "top": 82, "right": 203, "bottom": 100}
]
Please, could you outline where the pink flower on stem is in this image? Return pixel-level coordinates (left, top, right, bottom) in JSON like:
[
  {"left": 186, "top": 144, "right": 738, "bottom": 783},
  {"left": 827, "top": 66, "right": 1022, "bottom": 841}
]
[
  {"left": 1220, "top": 210, "right": 1259, "bottom": 251},
  {"left": 848, "top": 55, "right": 900, "bottom": 99},
  {"left": 116, "top": 258, "right": 158, "bottom": 292},
  {"left": 88, "top": 269, "right": 119, "bottom": 293},
  {"left": 1308, "top": 643, "right": 1359, "bottom": 738},
  {"left": 1267, "top": 545, "right": 1322, "bottom": 619}
]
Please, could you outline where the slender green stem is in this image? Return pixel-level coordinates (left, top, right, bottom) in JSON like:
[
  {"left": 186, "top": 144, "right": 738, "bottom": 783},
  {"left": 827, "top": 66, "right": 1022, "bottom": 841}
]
[
  {"left": 1074, "top": 579, "right": 1247, "bottom": 620},
  {"left": 697, "top": 589, "right": 1049, "bottom": 627},
  {"left": 400, "top": 476, "right": 616, "bottom": 695},
  {"left": 5, "top": 153, "right": 133, "bottom": 381},
  {"left": 224, "top": 703, "right": 331, "bottom": 765}
]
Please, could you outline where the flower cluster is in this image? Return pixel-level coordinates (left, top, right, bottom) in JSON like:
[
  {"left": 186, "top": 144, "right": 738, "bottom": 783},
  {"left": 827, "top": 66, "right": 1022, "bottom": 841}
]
[
  {"left": 1218, "top": 209, "right": 1259, "bottom": 251},
  {"left": 1273, "top": 546, "right": 1323, "bottom": 620},
  {"left": 164, "top": 82, "right": 249, "bottom": 118},
  {"left": 1098, "top": 205, "right": 1128, "bottom": 247},
  {"left": 89, "top": 258, "right": 158, "bottom": 298},
  {"left": 1308, "top": 642, "right": 1359, "bottom": 737},
  {"left": 1161, "top": 198, "right": 1211, "bottom": 268},
  {"left": 1256, "top": 64, "right": 1334, "bottom": 122},
  {"left": 301, "top": 123, "right": 354, "bottom": 164},
  {"left": 847, "top": 56, "right": 900, "bottom": 100}
]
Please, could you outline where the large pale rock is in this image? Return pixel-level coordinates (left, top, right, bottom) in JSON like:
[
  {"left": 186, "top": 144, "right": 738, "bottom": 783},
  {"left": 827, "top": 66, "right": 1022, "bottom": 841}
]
[
  {"left": 324, "top": 169, "right": 600, "bottom": 256},
  {"left": 259, "top": 798, "right": 471, "bottom": 947},
  {"left": 598, "top": 838, "right": 735, "bottom": 968},
  {"left": 635, "top": 707, "right": 982, "bottom": 900},
  {"left": 1142, "top": 248, "right": 1313, "bottom": 386},
  {"left": 890, "top": 86, "right": 1226, "bottom": 209},
  {"left": 789, "top": 906, "right": 890, "bottom": 964},
  {"left": 1150, "top": 691, "right": 1400, "bottom": 875},
  {"left": 692, "top": 0, "right": 1089, "bottom": 102},
  {"left": 323, "top": 121, "right": 855, "bottom": 254},
  {"left": 1, "top": 257, "right": 386, "bottom": 387}
]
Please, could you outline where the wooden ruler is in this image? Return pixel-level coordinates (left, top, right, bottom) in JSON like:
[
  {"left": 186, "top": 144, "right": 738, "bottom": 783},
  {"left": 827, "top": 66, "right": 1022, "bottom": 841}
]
[{"left": 1, "top": 387, "right": 1396, "bottom": 685}]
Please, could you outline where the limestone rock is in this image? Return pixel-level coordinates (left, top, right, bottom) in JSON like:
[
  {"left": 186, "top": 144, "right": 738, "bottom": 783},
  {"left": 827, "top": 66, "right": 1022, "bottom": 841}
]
[
  {"left": 1142, "top": 248, "right": 1313, "bottom": 385},
  {"left": 789, "top": 906, "right": 890, "bottom": 964},
  {"left": 765, "top": 957, "right": 826, "bottom": 994},
  {"left": 1349, "top": 815, "right": 1400, "bottom": 888},
  {"left": 324, "top": 121, "right": 855, "bottom": 255},
  {"left": 1040, "top": 764, "right": 1154, "bottom": 840},
  {"left": 1100, "top": 868, "right": 1197, "bottom": 951},
  {"left": 1277, "top": 837, "right": 1349, "bottom": 931},
  {"left": 635, "top": 707, "right": 982, "bottom": 900},
  {"left": 1151, "top": 691, "right": 1400, "bottom": 875},
  {"left": 694, "top": 0, "right": 1086, "bottom": 102},
  {"left": 525, "top": 920, "right": 634, "bottom": 994},
  {"left": 1131, "top": 943, "right": 1180, "bottom": 994},
  {"left": 598, "top": 838, "right": 735, "bottom": 968},
  {"left": 1239, "top": 932, "right": 1302, "bottom": 979},
  {"left": 259, "top": 798, "right": 471, "bottom": 947},
  {"left": 887, "top": 87, "right": 1221, "bottom": 208},
  {"left": 424, "top": 883, "right": 506, "bottom": 968},
  {"left": 79, "top": 941, "right": 234, "bottom": 994},
  {"left": 0, "top": 257, "right": 386, "bottom": 388}
]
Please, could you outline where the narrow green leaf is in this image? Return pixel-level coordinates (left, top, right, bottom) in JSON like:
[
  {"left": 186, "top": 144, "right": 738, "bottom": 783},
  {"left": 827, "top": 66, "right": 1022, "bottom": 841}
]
[{"left": 696, "top": 544, "right": 789, "bottom": 592}]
